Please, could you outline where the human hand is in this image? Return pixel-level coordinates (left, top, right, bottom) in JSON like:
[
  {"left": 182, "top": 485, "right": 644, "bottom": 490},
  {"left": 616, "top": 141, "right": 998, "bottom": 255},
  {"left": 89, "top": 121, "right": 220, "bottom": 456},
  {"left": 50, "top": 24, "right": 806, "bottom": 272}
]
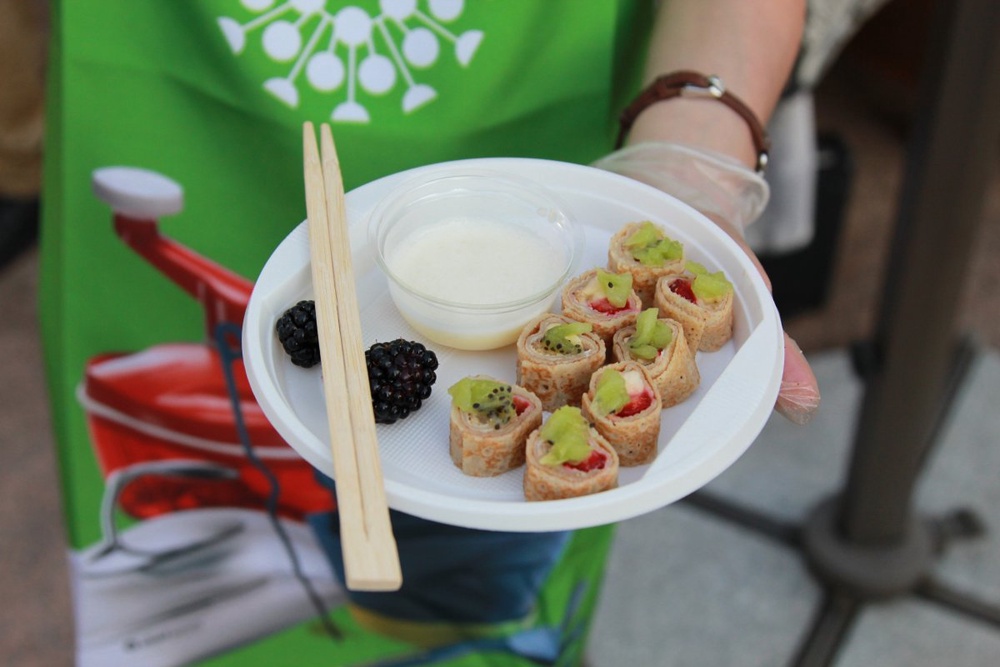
[
  {"left": 703, "top": 214, "right": 820, "bottom": 425},
  {"left": 593, "top": 142, "right": 820, "bottom": 424}
]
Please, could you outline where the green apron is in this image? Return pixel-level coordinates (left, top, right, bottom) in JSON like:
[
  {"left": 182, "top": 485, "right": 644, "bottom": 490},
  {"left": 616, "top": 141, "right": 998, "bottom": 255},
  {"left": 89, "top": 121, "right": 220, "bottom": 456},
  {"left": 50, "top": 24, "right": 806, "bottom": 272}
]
[{"left": 42, "top": 2, "right": 653, "bottom": 665}]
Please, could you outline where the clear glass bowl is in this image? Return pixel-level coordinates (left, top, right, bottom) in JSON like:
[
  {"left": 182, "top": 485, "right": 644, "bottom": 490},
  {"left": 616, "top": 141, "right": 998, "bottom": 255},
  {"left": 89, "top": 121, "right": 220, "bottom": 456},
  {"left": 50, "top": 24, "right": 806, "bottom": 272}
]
[{"left": 369, "top": 166, "right": 583, "bottom": 350}]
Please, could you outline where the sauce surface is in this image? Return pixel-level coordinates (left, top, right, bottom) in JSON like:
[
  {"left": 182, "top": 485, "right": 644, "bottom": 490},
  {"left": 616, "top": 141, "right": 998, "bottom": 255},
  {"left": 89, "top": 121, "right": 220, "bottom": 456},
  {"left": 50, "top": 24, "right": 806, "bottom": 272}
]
[{"left": 388, "top": 217, "right": 563, "bottom": 305}]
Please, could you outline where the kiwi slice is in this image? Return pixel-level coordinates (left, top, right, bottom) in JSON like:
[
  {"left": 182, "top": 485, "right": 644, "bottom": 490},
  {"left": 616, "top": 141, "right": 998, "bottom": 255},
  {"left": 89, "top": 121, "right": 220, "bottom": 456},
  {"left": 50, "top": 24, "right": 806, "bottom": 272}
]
[
  {"left": 596, "top": 268, "right": 633, "bottom": 308},
  {"left": 624, "top": 221, "right": 660, "bottom": 250},
  {"left": 625, "top": 221, "right": 683, "bottom": 267},
  {"left": 650, "top": 320, "right": 674, "bottom": 348},
  {"left": 629, "top": 308, "right": 673, "bottom": 360},
  {"left": 448, "top": 377, "right": 515, "bottom": 429},
  {"left": 539, "top": 406, "right": 592, "bottom": 466},
  {"left": 592, "top": 368, "right": 629, "bottom": 416},
  {"left": 686, "top": 261, "right": 733, "bottom": 303},
  {"left": 541, "top": 321, "right": 593, "bottom": 355},
  {"left": 632, "top": 242, "right": 683, "bottom": 267}
]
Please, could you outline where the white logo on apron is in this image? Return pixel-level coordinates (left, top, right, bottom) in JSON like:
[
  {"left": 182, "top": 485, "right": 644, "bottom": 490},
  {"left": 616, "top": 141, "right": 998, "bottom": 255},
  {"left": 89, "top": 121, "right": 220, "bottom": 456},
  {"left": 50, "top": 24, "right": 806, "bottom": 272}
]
[{"left": 217, "top": 0, "right": 484, "bottom": 123}]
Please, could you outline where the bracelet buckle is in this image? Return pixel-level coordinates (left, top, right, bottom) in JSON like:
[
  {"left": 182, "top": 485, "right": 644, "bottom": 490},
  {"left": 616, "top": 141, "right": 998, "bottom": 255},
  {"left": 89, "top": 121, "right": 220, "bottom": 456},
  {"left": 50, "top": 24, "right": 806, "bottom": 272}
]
[{"left": 680, "top": 74, "right": 726, "bottom": 99}]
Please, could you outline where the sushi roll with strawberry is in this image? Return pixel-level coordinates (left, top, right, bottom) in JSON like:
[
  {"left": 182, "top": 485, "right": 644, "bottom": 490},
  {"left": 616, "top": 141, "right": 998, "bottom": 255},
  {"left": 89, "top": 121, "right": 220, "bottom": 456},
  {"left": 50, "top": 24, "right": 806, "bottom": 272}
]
[
  {"left": 654, "top": 261, "right": 734, "bottom": 352},
  {"left": 580, "top": 361, "right": 662, "bottom": 466},
  {"left": 516, "top": 314, "right": 606, "bottom": 412},
  {"left": 524, "top": 406, "right": 619, "bottom": 501},
  {"left": 561, "top": 268, "right": 642, "bottom": 349},
  {"left": 612, "top": 308, "right": 700, "bottom": 408},
  {"left": 447, "top": 375, "right": 543, "bottom": 477},
  {"left": 607, "top": 221, "right": 685, "bottom": 307}
]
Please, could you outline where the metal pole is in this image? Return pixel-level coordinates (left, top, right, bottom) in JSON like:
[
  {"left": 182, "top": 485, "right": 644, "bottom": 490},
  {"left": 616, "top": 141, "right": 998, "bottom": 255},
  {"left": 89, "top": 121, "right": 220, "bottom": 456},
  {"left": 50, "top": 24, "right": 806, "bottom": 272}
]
[
  {"left": 802, "top": 0, "right": 1000, "bottom": 600},
  {"left": 841, "top": 0, "right": 1000, "bottom": 545}
]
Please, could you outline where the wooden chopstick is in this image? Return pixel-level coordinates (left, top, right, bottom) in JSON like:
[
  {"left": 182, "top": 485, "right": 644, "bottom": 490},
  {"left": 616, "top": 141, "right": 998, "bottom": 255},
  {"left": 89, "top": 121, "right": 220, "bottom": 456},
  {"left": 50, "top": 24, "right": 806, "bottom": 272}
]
[{"left": 303, "top": 121, "right": 402, "bottom": 591}]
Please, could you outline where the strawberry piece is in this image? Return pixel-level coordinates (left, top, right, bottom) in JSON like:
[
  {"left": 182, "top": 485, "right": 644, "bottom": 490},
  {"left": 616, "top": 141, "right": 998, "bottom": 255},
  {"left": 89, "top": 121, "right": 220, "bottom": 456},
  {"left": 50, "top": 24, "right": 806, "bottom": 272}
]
[
  {"left": 564, "top": 449, "right": 607, "bottom": 472},
  {"left": 669, "top": 278, "right": 697, "bottom": 304},
  {"left": 512, "top": 394, "right": 531, "bottom": 416},
  {"left": 589, "top": 298, "right": 628, "bottom": 315},
  {"left": 616, "top": 391, "right": 653, "bottom": 418}
]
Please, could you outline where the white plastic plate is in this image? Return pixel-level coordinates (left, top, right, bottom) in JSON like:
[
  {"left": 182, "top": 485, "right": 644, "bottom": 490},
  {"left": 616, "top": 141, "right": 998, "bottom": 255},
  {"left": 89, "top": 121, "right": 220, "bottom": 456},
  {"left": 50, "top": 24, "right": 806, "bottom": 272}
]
[{"left": 244, "top": 158, "right": 783, "bottom": 532}]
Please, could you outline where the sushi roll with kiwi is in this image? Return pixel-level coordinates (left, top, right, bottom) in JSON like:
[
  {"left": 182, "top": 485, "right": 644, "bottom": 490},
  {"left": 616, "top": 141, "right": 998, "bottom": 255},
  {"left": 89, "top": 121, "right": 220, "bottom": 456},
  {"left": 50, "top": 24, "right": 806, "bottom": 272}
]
[
  {"left": 561, "top": 268, "right": 642, "bottom": 349},
  {"left": 580, "top": 362, "right": 662, "bottom": 466},
  {"left": 524, "top": 406, "right": 619, "bottom": 501},
  {"left": 654, "top": 261, "right": 735, "bottom": 352},
  {"left": 515, "top": 314, "right": 606, "bottom": 412},
  {"left": 447, "top": 375, "right": 543, "bottom": 477},
  {"left": 612, "top": 308, "right": 700, "bottom": 408},
  {"left": 608, "top": 221, "right": 685, "bottom": 307}
]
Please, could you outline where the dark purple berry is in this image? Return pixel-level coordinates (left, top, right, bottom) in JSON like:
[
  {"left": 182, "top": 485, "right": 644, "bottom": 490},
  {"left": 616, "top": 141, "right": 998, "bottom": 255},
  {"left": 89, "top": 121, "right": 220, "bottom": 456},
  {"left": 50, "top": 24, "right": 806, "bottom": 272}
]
[
  {"left": 364, "top": 338, "right": 440, "bottom": 424},
  {"left": 275, "top": 300, "right": 320, "bottom": 368}
]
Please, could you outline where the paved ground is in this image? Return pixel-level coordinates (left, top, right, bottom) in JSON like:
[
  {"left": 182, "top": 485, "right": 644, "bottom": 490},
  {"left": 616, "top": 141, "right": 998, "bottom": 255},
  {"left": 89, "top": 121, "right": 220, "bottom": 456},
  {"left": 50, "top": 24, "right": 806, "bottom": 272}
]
[{"left": 591, "top": 349, "right": 1000, "bottom": 666}]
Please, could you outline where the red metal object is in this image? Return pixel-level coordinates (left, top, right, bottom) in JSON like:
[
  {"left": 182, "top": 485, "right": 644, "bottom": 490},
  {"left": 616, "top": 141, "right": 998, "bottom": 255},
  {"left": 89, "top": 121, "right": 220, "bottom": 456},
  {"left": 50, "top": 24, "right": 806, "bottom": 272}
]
[{"left": 82, "top": 168, "right": 333, "bottom": 521}]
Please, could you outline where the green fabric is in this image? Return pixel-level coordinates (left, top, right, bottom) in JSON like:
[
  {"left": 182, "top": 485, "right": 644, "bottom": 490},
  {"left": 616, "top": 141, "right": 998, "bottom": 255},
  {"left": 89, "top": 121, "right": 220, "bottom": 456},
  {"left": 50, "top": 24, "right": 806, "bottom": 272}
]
[
  {"left": 201, "top": 526, "right": 615, "bottom": 667},
  {"left": 41, "top": 1, "right": 651, "bottom": 664}
]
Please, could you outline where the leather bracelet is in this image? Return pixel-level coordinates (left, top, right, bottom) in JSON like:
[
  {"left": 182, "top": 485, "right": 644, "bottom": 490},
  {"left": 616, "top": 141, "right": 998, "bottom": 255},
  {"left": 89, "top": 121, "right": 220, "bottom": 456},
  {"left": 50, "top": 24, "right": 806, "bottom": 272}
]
[{"left": 616, "top": 70, "right": 771, "bottom": 173}]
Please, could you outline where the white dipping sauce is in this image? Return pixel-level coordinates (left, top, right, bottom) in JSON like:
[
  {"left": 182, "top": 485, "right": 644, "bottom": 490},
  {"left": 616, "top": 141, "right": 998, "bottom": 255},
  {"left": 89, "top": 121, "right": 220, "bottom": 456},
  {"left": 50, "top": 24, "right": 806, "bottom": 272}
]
[{"left": 388, "top": 217, "right": 563, "bottom": 304}]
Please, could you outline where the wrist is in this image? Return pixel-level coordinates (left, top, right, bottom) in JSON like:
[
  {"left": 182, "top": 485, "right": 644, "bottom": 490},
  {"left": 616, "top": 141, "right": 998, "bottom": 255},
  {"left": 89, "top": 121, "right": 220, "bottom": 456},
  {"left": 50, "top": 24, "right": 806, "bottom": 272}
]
[
  {"left": 628, "top": 98, "right": 759, "bottom": 171},
  {"left": 617, "top": 72, "right": 770, "bottom": 173}
]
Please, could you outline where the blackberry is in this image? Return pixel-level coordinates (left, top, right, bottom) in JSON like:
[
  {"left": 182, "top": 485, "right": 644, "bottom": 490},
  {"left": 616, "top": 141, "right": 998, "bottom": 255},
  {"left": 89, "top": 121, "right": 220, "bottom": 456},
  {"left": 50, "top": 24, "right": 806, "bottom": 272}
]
[
  {"left": 275, "top": 300, "right": 321, "bottom": 368},
  {"left": 365, "top": 339, "right": 439, "bottom": 424}
]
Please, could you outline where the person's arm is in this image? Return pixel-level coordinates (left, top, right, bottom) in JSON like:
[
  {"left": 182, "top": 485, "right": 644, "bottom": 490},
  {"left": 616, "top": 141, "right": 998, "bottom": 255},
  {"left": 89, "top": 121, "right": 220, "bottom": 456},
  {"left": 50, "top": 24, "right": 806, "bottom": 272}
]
[
  {"left": 602, "top": 0, "right": 820, "bottom": 424},
  {"left": 630, "top": 0, "right": 805, "bottom": 169}
]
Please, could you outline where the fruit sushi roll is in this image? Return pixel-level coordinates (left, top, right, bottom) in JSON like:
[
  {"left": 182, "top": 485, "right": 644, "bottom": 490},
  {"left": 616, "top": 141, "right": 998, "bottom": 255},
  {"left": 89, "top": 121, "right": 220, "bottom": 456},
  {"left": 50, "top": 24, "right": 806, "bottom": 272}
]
[
  {"left": 654, "top": 261, "right": 735, "bottom": 352},
  {"left": 515, "top": 313, "right": 606, "bottom": 412},
  {"left": 580, "top": 361, "right": 662, "bottom": 466},
  {"left": 524, "top": 406, "right": 619, "bottom": 501},
  {"left": 607, "top": 221, "right": 685, "bottom": 307},
  {"left": 561, "top": 268, "right": 642, "bottom": 349},
  {"left": 612, "top": 308, "right": 700, "bottom": 408},
  {"left": 447, "top": 375, "right": 543, "bottom": 477}
]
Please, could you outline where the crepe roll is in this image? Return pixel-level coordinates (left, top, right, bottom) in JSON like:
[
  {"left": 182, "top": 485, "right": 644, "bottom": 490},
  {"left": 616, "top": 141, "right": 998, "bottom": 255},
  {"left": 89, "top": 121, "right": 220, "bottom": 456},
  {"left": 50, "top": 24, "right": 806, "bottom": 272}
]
[
  {"left": 580, "top": 362, "right": 662, "bottom": 466},
  {"left": 524, "top": 406, "right": 619, "bottom": 501},
  {"left": 612, "top": 309, "right": 700, "bottom": 408},
  {"left": 516, "top": 314, "right": 606, "bottom": 412},
  {"left": 654, "top": 261, "right": 734, "bottom": 352},
  {"left": 608, "top": 221, "right": 685, "bottom": 307},
  {"left": 447, "top": 375, "right": 543, "bottom": 477},
  {"left": 561, "top": 268, "right": 642, "bottom": 349}
]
